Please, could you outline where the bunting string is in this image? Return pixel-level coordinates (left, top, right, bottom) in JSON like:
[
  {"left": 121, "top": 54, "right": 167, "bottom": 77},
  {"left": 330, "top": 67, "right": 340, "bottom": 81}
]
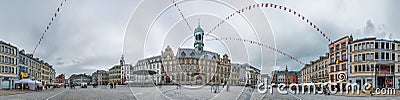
[
  {"left": 206, "top": 37, "right": 306, "bottom": 65},
  {"left": 206, "top": 3, "right": 332, "bottom": 43},
  {"left": 33, "top": 0, "right": 68, "bottom": 55},
  {"left": 170, "top": 0, "right": 193, "bottom": 32}
]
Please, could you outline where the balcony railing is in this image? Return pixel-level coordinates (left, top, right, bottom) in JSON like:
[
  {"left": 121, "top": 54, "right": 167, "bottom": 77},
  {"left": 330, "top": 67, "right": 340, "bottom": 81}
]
[{"left": 375, "top": 71, "right": 394, "bottom": 74}]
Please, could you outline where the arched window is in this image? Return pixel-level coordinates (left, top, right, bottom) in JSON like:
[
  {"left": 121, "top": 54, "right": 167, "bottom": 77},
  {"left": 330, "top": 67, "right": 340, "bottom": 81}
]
[{"left": 199, "top": 35, "right": 202, "bottom": 40}]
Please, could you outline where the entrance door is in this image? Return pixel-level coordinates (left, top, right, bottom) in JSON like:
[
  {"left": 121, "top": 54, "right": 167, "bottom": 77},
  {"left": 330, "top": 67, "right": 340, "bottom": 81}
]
[
  {"left": 196, "top": 76, "right": 202, "bottom": 85},
  {"left": 377, "top": 77, "right": 385, "bottom": 88},
  {"left": 1, "top": 80, "right": 10, "bottom": 90}
]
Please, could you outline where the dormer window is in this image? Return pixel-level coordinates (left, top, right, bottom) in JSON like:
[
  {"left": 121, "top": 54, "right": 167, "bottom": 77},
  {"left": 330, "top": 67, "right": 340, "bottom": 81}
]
[
  {"left": 190, "top": 52, "right": 195, "bottom": 56},
  {"left": 181, "top": 52, "right": 186, "bottom": 57}
]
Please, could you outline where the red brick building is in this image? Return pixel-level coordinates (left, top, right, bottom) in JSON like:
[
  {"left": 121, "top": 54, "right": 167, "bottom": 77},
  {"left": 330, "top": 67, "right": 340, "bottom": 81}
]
[{"left": 55, "top": 74, "right": 66, "bottom": 84}]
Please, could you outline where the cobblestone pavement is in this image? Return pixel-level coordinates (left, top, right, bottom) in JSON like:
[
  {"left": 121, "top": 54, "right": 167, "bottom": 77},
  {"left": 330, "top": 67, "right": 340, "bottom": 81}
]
[
  {"left": 0, "top": 85, "right": 137, "bottom": 100},
  {"left": 146, "top": 85, "right": 252, "bottom": 100},
  {"left": 160, "top": 85, "right": 243, "bottom": 100},
  {"left": 130, "top": 85, "right": 248, "bottom": 100},
  {"left": 130, "top": 86, "right": 169, "bottom": 100},
  {"left": 0, "top": 88, "right": 68, "bottom": 100},
  {"left": 2, "top": 85, "right": 399, "bottom": 100},
  {"left": 262, "top": 88, "right": 400, "bottom": 100},
  {"left": 134, "top": 85, "right": 400, "bottom": 100},
  {"left": 0, "top": 89, "right": 34, "bottom": 96}
]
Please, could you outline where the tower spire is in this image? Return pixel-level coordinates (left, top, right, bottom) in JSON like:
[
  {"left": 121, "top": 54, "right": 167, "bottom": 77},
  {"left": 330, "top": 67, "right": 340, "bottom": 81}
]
[
  {"left": 194, "top": 19, "right": 204, "bottom": 54},
  {"left": 198, "top": 19, "right": 200, "bottom": 27},
  {"left": 285, "top": 65, "right": 288, "bottom": 71},
  {"left": 120, "top": 54, "right": 125, "bottom": 66}
]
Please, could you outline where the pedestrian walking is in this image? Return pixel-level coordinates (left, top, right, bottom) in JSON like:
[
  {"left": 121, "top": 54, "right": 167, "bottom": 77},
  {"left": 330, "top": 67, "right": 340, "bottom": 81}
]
[
  {"left": 114, "top": 83, "right": 116, "bottom": 89},
  {"left": 214, "top": 86, "right": 217, "bottom": 93},
  {"left": 211, "top": 85, "right": 214, "bottom": 93},
  {"left": 227, "top": 85, "right": 229, "bottom": 92},
  {"left": 216, "top": 85, "right": 219, "bottom": 93}
]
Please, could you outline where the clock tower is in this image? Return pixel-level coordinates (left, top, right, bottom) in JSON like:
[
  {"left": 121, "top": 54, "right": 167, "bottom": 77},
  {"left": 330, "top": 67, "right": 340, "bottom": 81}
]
[{"left": 194, "top": 21, "right": 204, "bottom": 54}]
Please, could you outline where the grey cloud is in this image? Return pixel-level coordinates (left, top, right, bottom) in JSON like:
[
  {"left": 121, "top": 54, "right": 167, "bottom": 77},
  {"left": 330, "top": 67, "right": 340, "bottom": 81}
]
[
  {"left": 72, "top": 59, "right": 80, "bottom": 64},
  {"left": 56, "top": 62, "right": 64, "bottom": 65},
  {"left": 0, "top": 0, "right": 136, "bottom": 77},
  {"left": 55, "top": 57, "right": 63, "bottom": 61},
  {"left": 1, "top": 0, "right": 399, "bottom": 76}
]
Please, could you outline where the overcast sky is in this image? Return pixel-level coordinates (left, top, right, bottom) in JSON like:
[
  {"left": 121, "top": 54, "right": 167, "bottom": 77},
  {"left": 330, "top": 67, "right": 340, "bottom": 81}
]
[{"left": 0, "top": 0, "right": 399, "bottom": 77}]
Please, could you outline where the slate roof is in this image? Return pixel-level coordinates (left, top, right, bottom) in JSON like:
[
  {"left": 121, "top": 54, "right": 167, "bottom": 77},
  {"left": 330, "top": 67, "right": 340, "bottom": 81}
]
[{"left": 176, "top": 48, "right": 219, "bottom": 62}]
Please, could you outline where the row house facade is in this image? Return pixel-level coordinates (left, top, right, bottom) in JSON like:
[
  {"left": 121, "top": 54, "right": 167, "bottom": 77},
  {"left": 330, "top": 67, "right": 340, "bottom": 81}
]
[
  {"left": 109, "top": 65, "right": 122, "bottom": 84},
  {"left": 234, "top": 63, "right": 261, "bottom": 86},
  {"left": 328, "top": 36, "right": 352, "bottom": 89},
  {"left": 1, "top": 40, "right": 56, "bottom": 90},
  {"left": 301, "top": 64, "right": 312, "bottom": 83},
  {"left": 230, "top": 63, "right": 242, "bottom": 85},
  {"left": 301, "top": 35, "right": 400, "bottom": 90},
  {"left": 0, "top": 41, "right": 18, "bottom": 89},
  {"left": 55, "top": 74, "right": 66, "bottom": 84},
  {"left": 91, "top": 70, "right": 109, "bottom": 85},
  {"left": 272, "top": 66, "right": 300, "bottom": 84},
  {"left": 300, "top": 54, "right": 329, "bottom": 84},
  {"left": 349, "top": 37, "right": 400, "bottom": 89},
  {"left": 260, "top": 74, "right": 271, "bottom": 84},
  {"left": 312, "top": 55, "right": 329, "bottom": 83},
  {"left": 18, "top": 50, "right": 55, "bottom": 85},
  {"left": 69, "top": 73, "right": 91, "bottom": 85},
  {"left": 242, "top": 63, "right": 260, "bottom": 85}
]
